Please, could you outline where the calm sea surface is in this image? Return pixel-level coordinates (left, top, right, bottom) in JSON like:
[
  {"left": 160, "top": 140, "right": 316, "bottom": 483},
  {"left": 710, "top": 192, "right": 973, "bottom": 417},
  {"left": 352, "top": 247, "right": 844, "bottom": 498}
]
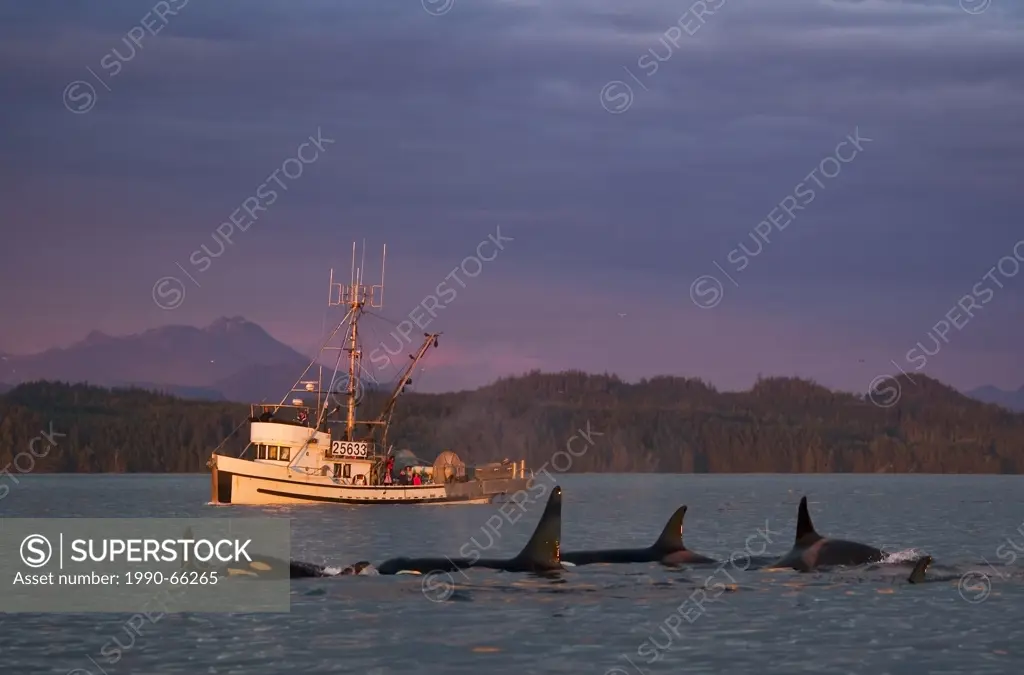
[{"left": 1, "top": 473, "right": 1022, "bottom": 674}]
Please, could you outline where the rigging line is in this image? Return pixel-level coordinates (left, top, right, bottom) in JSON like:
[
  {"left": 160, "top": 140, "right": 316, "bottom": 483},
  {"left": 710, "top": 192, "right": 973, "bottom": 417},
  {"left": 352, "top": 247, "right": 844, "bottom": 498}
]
[
  {"left": 279, "top": 306, "right": 353, "bottom": 412},
  {"left": 359, "top": 310, "right": 421, "bottom": 388},
  {"left": 326, "top": 307, "right": 355, "bottom": 396},
  {"left": 359, "top": 320, "right": 400, "bottom": 389},
  {"left": 294, "top": 308, "right": 329, "bottom": 369},
  {"left": 214, "top": 417, "right": 252, "bottom": 456},
  {"left": 361, "top": 308, "right": 405, "bottom": 329},
  {"left": 340, "top": 306, "right": 405, "bottom": 377},
  {"left": 213, "top": 396, "right": 269, "bottom": 458}
]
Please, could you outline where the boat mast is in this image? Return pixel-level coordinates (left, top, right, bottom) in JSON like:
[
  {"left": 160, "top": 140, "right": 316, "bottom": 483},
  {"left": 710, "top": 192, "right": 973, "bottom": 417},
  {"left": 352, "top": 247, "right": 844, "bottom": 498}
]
[
  {"left": 344, "top": 303, "right": 359, "bottom": 440},
  {"left": 329, "top": 242, "right": 386, "bottom": 442},
  {"left": 325, "top": 243, "right": 436, "bottom": 453},
  {"left": 345, "top": 243, "right": 359, "bottom": 440}
]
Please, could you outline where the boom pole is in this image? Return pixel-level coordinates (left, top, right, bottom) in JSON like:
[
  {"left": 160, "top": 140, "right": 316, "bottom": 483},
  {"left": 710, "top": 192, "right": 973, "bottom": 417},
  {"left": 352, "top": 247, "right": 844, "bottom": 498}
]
[{"left": 377, "top": 332, "right": 440, "bottom": 450}]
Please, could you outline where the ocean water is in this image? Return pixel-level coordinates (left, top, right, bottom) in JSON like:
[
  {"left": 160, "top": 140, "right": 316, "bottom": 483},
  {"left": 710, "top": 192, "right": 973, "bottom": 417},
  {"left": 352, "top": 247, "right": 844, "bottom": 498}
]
[{"left": 1, "top": 473, "right": 1022, "bottom": 674}]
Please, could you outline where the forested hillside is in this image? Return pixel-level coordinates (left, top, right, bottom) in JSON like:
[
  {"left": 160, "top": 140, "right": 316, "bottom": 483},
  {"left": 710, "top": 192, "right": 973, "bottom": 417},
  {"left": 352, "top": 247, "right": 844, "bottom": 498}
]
[{"left": 1, "top": 372, "right": 1022, "bottom": 474}]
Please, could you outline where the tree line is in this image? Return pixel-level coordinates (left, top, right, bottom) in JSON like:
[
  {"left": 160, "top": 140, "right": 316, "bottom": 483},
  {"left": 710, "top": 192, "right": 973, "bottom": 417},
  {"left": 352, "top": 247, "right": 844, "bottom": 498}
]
[{"left": 1, "top": 372, "right": 1022, "bottom": 474}]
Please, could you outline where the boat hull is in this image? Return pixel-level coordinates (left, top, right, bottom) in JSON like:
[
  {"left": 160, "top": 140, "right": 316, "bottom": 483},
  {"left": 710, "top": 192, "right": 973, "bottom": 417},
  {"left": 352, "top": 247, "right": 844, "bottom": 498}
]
[{"left": 211, "top": 454, "right": 532, "bottom": 505}]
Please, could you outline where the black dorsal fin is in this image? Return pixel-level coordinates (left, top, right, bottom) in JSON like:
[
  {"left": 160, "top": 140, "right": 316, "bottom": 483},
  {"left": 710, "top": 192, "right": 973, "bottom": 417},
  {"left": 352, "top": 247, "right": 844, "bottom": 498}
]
[
  {"left": 908, "top": 556, "right": 932, "bottom": 584},
  {"left": 653, "top": 506, "right": 687, "bottom": 551},
  {"left": 513, "top": 485, "right": 562, "bottom": 568},
  {"left": 795, "top": 496, "right": 820, "bottom": 543}
]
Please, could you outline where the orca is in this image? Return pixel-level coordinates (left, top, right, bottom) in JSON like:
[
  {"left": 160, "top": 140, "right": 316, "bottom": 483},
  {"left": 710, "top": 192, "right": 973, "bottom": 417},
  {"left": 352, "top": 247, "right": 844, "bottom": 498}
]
[
  {"left": 906, "top": 555, "right": 964, "bottom": 584},
  {"left": 339, "top": 561, "right": 375, "bottom": 575},
  {"left": 768, "top": 496, "right": 887, "bottom": 572},
  {"left": 376, "top": 485, "right": 563, "bottom": 575},
  {"left": 259, "top": 558, "right": 374, "bottom": 578},
  {"left": 561, "top": 505, "right": 716, "bottom": 566},
  {"left": 907, "top": 555, "right": 933, "bottom": 583},
  {"left": 177, "top": 552, "right": 330, "bottom": 579},
  {"left": 188, "top": 553, "right": 339, "bottom": 579},
  {"left": 178, "top": 528, "right": 339, "bottom": 579}
]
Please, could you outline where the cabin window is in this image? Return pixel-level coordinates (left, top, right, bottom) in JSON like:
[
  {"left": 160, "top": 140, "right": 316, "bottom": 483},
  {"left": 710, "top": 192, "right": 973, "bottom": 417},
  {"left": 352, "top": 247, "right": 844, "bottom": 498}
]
[
  {"left": 333, "top": 464, "right": 343, "bottom": 478},
  {"left": 343, "top": 463, "right": 352, "bottom": 478},
  {"left": 255, "top": 444, "right": 266, "bottom": 460},
  {"left": 279, "top": 447, "right": 290, "bottom": 462},
  {"left": 268, "top": 445, "right": 279, "bottom": 461}
]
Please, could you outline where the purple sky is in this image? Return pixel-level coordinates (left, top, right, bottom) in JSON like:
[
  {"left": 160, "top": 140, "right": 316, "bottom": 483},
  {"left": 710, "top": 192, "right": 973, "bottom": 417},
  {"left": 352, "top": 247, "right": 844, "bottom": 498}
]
[{"left": 1, "top": 0, "right": 1023, "bottom": 394}]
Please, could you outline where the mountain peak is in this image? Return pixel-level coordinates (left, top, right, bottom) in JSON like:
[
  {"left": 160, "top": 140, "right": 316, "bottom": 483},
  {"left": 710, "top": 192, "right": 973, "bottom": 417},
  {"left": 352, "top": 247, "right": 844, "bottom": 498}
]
[
  {"left": 2, "top": 318, "right": 308, "bottom": 391},
  {"left": 205, "top": 316, "right": 254, "bottom": 333}
]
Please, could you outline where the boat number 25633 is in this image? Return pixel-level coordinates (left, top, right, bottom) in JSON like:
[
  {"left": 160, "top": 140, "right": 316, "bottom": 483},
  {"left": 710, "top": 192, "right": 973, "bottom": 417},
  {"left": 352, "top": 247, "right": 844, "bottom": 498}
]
[{"left": 329, "top": 441, "right": 369, "bottom": 458}]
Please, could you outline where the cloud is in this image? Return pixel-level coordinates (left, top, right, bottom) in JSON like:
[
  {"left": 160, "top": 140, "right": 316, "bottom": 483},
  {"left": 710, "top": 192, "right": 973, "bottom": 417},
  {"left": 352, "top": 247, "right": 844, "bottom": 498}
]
[{"left": 1, "top": 0, "right": 1022, "bottom": 391}]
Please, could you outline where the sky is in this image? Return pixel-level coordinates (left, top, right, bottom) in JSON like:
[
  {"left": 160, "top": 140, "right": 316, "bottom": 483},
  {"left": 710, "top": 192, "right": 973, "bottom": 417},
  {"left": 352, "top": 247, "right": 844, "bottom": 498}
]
[{"left": 1, "top": 0, "right": 1022, "bottom": 395}]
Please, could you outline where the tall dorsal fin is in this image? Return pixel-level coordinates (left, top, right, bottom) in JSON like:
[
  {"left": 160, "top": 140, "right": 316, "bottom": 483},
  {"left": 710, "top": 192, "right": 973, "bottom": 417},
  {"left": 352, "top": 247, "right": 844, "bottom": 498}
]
[
  {"left": 908, "top": 555, "right": 932, "bottom": 584},
  {"left": 795, "top": 496, "right": 820, "bottom": 543},
  {"left": 653, "top": 506, "right": 687, "bottom": 551},
  {"left": 512, "top": 486, "right": 561, "bottom": 568}
]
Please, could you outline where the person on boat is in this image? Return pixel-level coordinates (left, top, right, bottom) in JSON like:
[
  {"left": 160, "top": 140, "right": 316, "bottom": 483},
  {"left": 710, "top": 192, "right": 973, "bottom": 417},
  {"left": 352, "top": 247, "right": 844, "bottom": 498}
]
[
  {"left": 297, "top": 409, "right": 309, "bottom": 425},
  {"left": 383, "top": 456, "right": 394, "bottom": 485},
  {"left": 412, "top": 472, "right": 422, "bottom": 486}
]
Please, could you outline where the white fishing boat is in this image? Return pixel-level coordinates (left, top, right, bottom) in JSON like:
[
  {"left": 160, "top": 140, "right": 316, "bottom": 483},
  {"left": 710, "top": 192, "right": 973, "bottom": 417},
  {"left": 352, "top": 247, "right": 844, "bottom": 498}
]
[{"left": 208, "top": 244, "right": 533, "bottom": 505}]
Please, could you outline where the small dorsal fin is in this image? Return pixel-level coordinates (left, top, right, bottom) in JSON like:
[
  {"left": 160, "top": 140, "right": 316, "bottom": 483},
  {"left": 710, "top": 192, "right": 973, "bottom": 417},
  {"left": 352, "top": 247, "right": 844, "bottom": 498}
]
[
  {"left": 512, "top": 486, "right": 561, "bottom": 568},
  {"left": 908, "top": 556, "right": 932, "bottom": 584},
  {"left": 795, "top": 496, "right": 820, "bottom": 543},
  {"left": 653, "top": 506, "right": 687, "bottom": 551}
]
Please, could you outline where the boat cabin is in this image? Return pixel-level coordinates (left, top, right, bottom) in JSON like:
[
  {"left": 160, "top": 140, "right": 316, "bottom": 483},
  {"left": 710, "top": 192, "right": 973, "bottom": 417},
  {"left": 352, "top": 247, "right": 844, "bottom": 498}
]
[{"left": 249, "top": 419, "right": 378, "bottom": 485}]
